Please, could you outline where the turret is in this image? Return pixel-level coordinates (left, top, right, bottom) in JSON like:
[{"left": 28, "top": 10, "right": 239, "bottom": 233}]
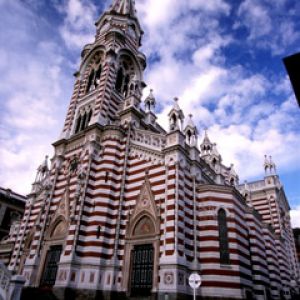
[
  {"left": 144, "top": 89, "right": 156, "bottom": 113},
  {"left": 168, "top": 98, "right": 185, "bottom": 132},
  {"left": 227, "top": 163, "right": 239, "bottom": 186},
  {"left": 184, "top": 114, "right": 198, "bottom": 146},
  {"left": 200, "top": 129, "right": 213, "bottom": 155}
]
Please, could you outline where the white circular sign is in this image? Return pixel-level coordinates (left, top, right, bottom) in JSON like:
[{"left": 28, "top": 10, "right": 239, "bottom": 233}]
[{"left": 189, "top": 273, "right": 201, "bottom": 289}]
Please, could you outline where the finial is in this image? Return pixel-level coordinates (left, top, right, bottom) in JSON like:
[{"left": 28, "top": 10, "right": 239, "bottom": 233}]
[
  {"left": 189, "top": 114, "right": 193, "bottom": 119},
  {"left": 174, "top": 97, "right": 179, "bottom": 102}
]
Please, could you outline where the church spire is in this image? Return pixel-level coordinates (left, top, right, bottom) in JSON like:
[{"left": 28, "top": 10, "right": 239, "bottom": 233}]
[{"left": 110, "top": 0, "right": 137, "bottom": 17}]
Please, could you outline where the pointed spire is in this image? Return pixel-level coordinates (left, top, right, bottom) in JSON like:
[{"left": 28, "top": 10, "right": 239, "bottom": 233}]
[
  {"left": 200, "top": 129, "right": 213, "bottom": 155},
  {"left": 144, "top": 89, "right": 156, "bottom": 112},
  {"left": 110, "top": 0, "right": 137, "bottom": 17},
  {"left": 269, "top": 156, "right": 277, "bottom": 175},
  {"left": 211, "top": 143, "right": 220, "bottom": 157},
  {"left": 184, "top": 114, "right": 198, "bottom": 146},
  {"left": 187, "top": 114, "right": 195, "bottom": 127},
  {"left": 168, "top": 98, "right": 185, "bottom": 131},
  {"left": 228, "top": 163, "right": 239, "bottom": 186},
  {"left": 264, "top": 154, "right": 277, "bottom": 175},
  {"left": 173, "top": 97, "right": 181, "bottom": 111}
]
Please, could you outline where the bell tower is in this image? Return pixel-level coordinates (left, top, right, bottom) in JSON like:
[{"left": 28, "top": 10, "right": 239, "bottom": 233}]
[{"left": 60, "top": 0, "right": 146, "bottom": 140}]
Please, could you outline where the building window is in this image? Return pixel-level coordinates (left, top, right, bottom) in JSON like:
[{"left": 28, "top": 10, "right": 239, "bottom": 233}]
[
  {"left": 218, "top": 208, "right": 230, "bottom": 264},
  {"left": 115, "top": 56, "right": 136, "bottom": 97},
  {"left": 86, "top": 64, "right": 102, "bottom": 93},
  {"left": 74, "top": 108, "right": 93, "bottom": 134},
  {"left": 115, "top": 68, "right": 124, "bottom": 93}
]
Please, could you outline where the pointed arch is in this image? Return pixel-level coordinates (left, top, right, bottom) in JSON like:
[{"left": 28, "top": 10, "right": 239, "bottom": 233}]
[
  {"left": 46, "top": 215, "right": 68, "bottom": 241},
  {"left": 115, "top": 50, "right": 142, "bottom": 96},
  {"left": 132, "top": 215, "right": 156, "bottom": 237},
  {"left": 79, "top": 46, "right": 106, "bottom": 77}
]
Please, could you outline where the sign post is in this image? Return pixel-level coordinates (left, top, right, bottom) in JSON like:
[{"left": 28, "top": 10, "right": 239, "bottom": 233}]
[{"left": 188, "top": 273, "right": 201, "bottom": 300}]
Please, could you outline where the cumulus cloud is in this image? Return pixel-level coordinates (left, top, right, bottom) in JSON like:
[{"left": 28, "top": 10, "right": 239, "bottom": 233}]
[
  {"left": 291, "top": 205, "right": 300, "bottom": 228},
  {"left": 0, "top": 0, "right": 74, "bottom": 194},
  {"left": 236, "top": 0, "right": 300, "bottom": 54},
  {"left": 57, "top": 0, "right": 98, "bottom": 48}
]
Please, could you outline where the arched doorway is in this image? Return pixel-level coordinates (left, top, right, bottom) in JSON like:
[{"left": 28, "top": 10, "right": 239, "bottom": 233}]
[
  {"left": 36, "top": 218, "right": 68, "bottom": 287},
  {"left": 123, "top": 214, "right": 160, "bottom": 297}
]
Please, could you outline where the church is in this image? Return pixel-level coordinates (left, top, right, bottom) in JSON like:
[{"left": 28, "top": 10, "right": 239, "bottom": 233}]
[{"left": 8, "top": 0, "right": 299, "bottom": 299}]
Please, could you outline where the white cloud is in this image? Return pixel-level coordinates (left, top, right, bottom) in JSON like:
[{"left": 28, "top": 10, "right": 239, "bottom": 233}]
[
  {"left": 237, "top": 0, "right": 272, "bottom": 40},
  {"left": 0, "top": 0, "right": 73, "bottom": 194},
  {"left": 57, "top": 0, "right": 97, "bottom": 48},
  {"left": 291, "top": 206, "right": 300, "bottom": 228},
  {"left": 236, "top": 0, "right": 300, "bottom": 54}
]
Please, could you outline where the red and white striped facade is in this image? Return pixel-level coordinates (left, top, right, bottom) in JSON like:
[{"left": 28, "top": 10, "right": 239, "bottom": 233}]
[{"left": 9, "top": 0, "right": 299, "bottom": 299}]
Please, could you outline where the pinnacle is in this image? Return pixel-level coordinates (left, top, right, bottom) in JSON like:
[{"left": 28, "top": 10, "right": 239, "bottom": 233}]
[
  {"left": 110, "top": 0, "right": 137, "bottom": 17},
  {"left": 187, "top": 114, "right": 195, "bottom": 127},
  {"left": 173, "top": 97, "right": 181, "bottom": 111},
  {"left": 203, "top": 128, "right": 212, "bottom": 144}
]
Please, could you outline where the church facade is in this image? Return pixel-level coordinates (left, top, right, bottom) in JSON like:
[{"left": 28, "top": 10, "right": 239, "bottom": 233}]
[{"left": 8, "top": 1, "right": 299, "bottom": 299}]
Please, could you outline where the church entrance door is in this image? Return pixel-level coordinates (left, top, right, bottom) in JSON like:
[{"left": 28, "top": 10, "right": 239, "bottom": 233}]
[
  {"left": 40, "top": 245, "right": 62, "bottom": 287},
  {"left": 130, "top": 244, "right": 154, "bottom": 297}
]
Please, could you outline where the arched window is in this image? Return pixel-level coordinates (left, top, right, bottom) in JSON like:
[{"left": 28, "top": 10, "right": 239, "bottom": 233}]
[
  {"left": 94, "top": 65, "right": 102, "bottom": 88},
  {"left": 186, "top": 130, "right": 192, "bottom": 144},
  {"left": 123, "top": 74, "right": 130, "bottom": 96},
  {"left": 80, "top": 113, "right": 87, "bottom": 131},
  {"left": 115, "top": 68, "right": 124, "bottom": 92},
  {"left": 86, "top": 69, "right": 95, "bottom": 92},
  {"left": 87, "top": 110, "right": 93, "bottom": 125},
  {"left": 75, "top": 115, "right": 82, "bottom": 134},
  {"left": 115, "top": 56, "right": 136, "bottom": 96},
  {"left": 86, "top": 63, "right": 102, "bottom": 93},
  {"left": 74, "top": 108, "right": 93, "bottom": 134},
  {"left": 218, "top": 208, "right": 230, "bottom": 264}
]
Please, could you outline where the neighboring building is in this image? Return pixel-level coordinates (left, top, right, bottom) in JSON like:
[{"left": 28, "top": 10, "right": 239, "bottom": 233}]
[
  {"left": 293, "top": 229, "right": 300, "bottom": 267},
  {"left": 0, "top": 188, "right": 26, "bottom": 266},
  {"left": 283, "top": 52, "right": 300, "bottom": 107},
  {"left": 8, "top": 0, "right": 300, "bottom": 299}
]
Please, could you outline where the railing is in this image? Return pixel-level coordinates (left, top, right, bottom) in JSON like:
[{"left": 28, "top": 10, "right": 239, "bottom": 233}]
[
  {"left": 0, "top": 262, "right": 25, "bottom": 300},
  {"left": 132, "top": 129, "right": 166, "bottom": 151}
]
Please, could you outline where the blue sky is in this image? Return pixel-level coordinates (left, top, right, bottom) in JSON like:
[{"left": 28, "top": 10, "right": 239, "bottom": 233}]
[{"left": 0, "top": 0, "right": 300, "bottom": 225}]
